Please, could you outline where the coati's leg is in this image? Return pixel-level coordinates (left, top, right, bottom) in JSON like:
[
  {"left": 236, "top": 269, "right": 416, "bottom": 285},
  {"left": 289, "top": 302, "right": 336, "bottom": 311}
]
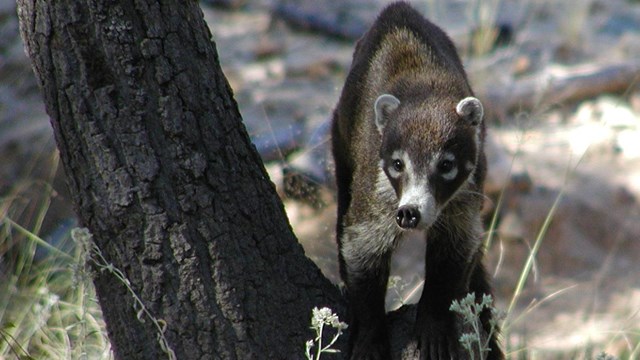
[
  {"left": 342, "top": 253, "right": 392, "bottom": 359},
  {"left": 416, "top": 240, "right": 471, "bottom": 359},
  {"left": 339, "top": 221, "right": 397, "bottom": 359},
  {"left": 415, "top": 213, "right": 502, "bottom": 359}
]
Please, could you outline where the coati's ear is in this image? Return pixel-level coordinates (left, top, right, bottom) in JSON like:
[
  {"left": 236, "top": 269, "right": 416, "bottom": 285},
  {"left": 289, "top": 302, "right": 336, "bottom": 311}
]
[
  {"left": 456, "top": 97, "right": 483, "bottom": 126},
  {"left": 374, "top": 94, "right": 400, "bottom": 133}
]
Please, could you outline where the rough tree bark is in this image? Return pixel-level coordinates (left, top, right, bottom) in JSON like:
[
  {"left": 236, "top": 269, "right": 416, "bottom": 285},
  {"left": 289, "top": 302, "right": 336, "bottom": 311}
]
[{"left": 17, "top": 1, "right": 344, "bottom": 359}]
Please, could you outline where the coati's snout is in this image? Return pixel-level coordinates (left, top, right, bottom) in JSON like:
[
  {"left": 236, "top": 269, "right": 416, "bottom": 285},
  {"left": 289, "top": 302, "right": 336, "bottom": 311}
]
[
  {"left": 394, "top": 174, "right": 438, "bottom": 230},
  {"left": 396, "top": 205, "right": 419, "bottom": 228},
  {"left": 375, "top": 93, "right": 484, "bottom": 231}
]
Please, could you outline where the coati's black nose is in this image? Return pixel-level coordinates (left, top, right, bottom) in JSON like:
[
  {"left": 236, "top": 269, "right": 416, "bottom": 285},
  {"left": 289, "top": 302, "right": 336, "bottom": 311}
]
[{"left": 396, "top": 205, "right": 420, "bottom": 229}]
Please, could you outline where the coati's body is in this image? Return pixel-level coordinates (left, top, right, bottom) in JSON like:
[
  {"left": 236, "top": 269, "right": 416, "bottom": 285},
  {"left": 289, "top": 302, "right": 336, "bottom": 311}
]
[{"left": 332, "top": 2, "right": 502, "bottom": 359}]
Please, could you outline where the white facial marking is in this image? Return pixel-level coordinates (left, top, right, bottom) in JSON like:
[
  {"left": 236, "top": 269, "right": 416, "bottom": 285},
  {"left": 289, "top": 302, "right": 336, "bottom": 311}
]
[
  {"left": 399, "top": 151, "right": 412, "bottom": 176},
  {"left": 465, "top": 161, "right": 474, "bottom": 171},
  {"left": 399, "top": 182, "right": 438, "bottom": 229},
  {"left": 466, "top": 161, "right": 476, "bottom": 184},
  {"left": 397, "top": 155, "right": 438, "bottom": 229},
  {"left": 440, "top": 152, "right": 458, "bottom": 181}
]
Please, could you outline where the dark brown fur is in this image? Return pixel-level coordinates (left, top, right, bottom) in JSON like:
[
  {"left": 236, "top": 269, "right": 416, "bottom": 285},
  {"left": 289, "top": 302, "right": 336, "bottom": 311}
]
[{"left": 332, "top": 2, "right": 502, "bottom": 359}]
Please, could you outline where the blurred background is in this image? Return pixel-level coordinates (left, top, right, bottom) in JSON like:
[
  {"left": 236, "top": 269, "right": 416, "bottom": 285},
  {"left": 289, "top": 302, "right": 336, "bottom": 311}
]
[{"left": 1, "top": 0, "right": 640, "bottom": 358}]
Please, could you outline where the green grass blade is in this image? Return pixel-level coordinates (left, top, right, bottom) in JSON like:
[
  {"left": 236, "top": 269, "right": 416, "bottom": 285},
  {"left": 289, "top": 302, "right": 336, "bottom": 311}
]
[{"left": 2, "top": 217, "right": 74, "bottom": 261}]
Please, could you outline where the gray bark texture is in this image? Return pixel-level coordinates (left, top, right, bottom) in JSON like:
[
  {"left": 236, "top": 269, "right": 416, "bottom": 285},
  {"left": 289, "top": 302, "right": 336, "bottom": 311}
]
[{"left": 17, "top": 1, "right": 345, "bottom": 359}]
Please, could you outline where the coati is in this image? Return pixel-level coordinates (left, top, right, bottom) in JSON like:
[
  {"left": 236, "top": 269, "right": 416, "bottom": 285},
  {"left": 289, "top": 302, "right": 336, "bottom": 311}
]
[{"left": 331, "top": 2, "right": 502, "bottom": 359}]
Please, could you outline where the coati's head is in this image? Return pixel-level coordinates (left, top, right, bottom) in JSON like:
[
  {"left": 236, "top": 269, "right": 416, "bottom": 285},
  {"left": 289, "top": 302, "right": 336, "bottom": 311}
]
[{"left": 374, "top": 93, "right": 483, "bottom": 230}]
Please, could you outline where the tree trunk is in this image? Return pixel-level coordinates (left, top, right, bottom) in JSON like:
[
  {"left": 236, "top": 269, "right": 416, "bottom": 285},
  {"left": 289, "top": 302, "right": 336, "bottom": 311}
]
[{"left": 17, "top": 1, "right": 344, "bottom": 359}]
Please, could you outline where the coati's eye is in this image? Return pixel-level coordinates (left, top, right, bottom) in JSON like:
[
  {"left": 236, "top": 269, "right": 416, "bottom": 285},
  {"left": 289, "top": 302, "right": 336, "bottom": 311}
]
[
  {"left": 438, "top": 159, "right": 454, "bottom": 173},
  {"left": 392, "top": 159, "right": 404, "bottom": 172}
]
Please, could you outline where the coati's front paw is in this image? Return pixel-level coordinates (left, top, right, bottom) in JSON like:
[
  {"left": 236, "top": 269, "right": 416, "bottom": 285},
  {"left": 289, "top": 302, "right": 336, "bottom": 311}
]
[
  {"left": 417, "top": 335, "right": 465, "bottom": 360},
  {"left": 417, "top": 322, "right": 466, "bottom": 360},
  {"left": 349, "top": 329, "right": 391, "bottom": 360},
  {"left": 350, "top": 342, "right": 391, "bottom": 360}
]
